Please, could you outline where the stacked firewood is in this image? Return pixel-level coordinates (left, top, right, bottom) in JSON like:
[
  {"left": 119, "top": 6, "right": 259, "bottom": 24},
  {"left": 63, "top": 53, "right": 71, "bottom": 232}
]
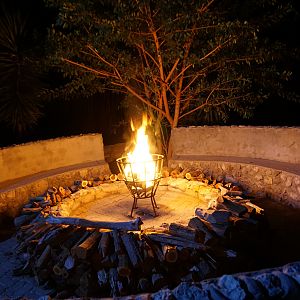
[
  {"left": 14, "top": 174, "right": 124, "bottom": 228},
  {"left": 13, "top": 213, "right": 266, "bottom": 298},
  {"left": 12, "top": 166, "right": 267, "bottom": 298},
  {"left": 14, "top": 220, "right": 222, "bottom": 298}
]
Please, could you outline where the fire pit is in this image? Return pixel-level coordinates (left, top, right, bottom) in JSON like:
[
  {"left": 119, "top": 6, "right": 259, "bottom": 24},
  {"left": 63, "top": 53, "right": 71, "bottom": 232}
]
[
  {"left": 116, "top": 115, "right": 164, "bottom": 217},
  {"left": 117, "top": 154, "right": 164, "bottom": 217}
]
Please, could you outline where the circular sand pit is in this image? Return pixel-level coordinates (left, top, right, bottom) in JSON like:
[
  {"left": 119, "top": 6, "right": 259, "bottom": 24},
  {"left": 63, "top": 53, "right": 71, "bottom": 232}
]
[{"left": 57, "top": 179, "right": 217, "bottom": 229}]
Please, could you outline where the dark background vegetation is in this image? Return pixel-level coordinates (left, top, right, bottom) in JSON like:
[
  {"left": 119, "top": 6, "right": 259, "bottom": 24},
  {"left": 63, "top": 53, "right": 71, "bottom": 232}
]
[{"left": 0, "top": 0, "right": 299, "bottom": 148}]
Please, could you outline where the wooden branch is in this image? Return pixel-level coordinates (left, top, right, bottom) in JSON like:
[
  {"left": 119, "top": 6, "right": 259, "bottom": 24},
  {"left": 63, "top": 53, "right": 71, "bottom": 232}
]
[
  {"left": 165, "top": 58, "right": 180, "bottom": 83},
  {"left": 62, "top": 58, "right": 117, "bottom": 79},
  {"left": 42, "top": 216, "right": 143, "bottom": 231}
]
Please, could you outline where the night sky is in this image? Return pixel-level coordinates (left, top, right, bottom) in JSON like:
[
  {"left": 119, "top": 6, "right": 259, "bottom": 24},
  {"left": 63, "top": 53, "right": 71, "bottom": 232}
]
[{"left": 0, "top": 0, "right": 299, "bottom": 148}]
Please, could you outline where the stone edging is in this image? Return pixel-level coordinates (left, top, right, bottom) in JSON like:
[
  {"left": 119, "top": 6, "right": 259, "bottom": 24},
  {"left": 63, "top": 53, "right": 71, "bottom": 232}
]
[
  {"left": 169, "top": 159, "right": 300, "bottom": 208},
  {"left": 151, "top": 261, "right": 300, "bottom": 300},
  {"left": 0, "top": 163, "right": 110, "bottom": 220}
]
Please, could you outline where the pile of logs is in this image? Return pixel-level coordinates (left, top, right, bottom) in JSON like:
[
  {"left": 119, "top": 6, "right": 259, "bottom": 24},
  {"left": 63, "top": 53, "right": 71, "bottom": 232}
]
[
  {"left": 12, "top": 166, "right": 267, "bottom": 298},
  {"left": 14, "top": 220, "right": 220, "bottom": 298},
  {"left": 14, "top": 175, "right": 122, "bottom": 228}
]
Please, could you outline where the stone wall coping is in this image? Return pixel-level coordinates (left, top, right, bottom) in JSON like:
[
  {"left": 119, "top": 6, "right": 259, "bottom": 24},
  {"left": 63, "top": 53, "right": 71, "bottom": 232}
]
[
  {"left": 172, "top": 155, "right": 300, "bottom": 175},
  {"left": 169, "top": 126, "right": 300, "bottom": 164},
  {"left": 0, "top": 133, "right": 100, "bottom": 151},
  {"left": 0, "top": 160, "right": 107, "bottom": 193},
  {"left": 0, "top": 133, "right": 105, "bottom": 183}
]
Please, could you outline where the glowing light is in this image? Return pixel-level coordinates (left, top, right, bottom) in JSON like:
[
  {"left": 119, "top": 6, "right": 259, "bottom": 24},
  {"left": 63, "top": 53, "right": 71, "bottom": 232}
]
[{"left": 124, "top": 115, "right": 156, "bottom": 188}]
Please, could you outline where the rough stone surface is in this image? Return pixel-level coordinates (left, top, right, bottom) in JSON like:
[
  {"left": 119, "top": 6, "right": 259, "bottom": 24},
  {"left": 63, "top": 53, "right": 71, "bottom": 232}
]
[
  {"left": 169, "top": 160, "right": 300, "bottom": 208},
  {"left": 0, "top": 163, "right": 110, "bottom": 220}
]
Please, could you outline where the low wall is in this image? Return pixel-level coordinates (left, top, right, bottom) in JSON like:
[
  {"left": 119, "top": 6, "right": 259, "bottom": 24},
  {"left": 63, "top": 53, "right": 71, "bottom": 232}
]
[
  {"left": 0, "top": 134, "right": 110, "bottom": 220},
  {"left": 169, "top": 126, "right": 300, "bottom": 207},
  {"left": 0, "top": 134, "right": 105, "bottom": 184},
  {"left": 169, "top": 126, "right": 300, "bottom": 164}
]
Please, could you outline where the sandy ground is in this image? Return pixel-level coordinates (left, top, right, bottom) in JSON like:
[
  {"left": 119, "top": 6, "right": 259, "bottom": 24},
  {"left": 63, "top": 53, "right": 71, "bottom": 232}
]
[{"left": 71, "top": 183, "right": 209, "bottom": 229}]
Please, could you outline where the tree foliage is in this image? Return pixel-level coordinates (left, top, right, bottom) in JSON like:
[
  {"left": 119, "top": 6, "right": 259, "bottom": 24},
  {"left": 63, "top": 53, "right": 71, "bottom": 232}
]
[
  {"left": 0, "top": 1, "right": 48, "bottom": 133},
  {"left": 45, "top": 0, "right": 298, "bottom": 130}
]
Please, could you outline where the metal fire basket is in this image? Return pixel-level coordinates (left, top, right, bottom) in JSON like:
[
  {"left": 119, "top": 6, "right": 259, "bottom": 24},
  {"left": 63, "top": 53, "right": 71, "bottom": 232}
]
[{"left": 116, "top": 154, "right": 164, "bottom": 217}]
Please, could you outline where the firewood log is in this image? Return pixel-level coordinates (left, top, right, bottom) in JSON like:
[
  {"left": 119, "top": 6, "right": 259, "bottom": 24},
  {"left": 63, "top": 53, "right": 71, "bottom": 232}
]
[
  {"left": 117, "top": 253, "right": 131, "bottom": 277},
  {"left": 218, "top": 199, "right": 248, "bottom": 217},
  {"left": 71, "top": 231, "right": 92, "bottom": 257},
  {"left": 169, "top": 223, "right": 202, "bottom": 242},
  {"left": 121, "top": 233, "right": 143, "bottom": 268},
  {"left": 74, "top": 230, "right": 101, "bottom": 259},
  {"left": 57, "top": 186, "right": 66, "bottom": 198},
  {"left": 43, "top": 215, "right": 143, "bottom": 231},
  {"left": 35, "top": 244, "right": 51, "bottom": 269},
  {"left": 50, "top": 193, "right": 57, "bottom": 206},
  {"left": 185, "top": 169, "right": 203, "bottom": 180},
  {"left": 97, "top": 269, "right": 108, "bottom": 288},
  {"left": 14, "top": 214, "right": 37, "bottom": 228},
  {"left": 98, "top": 232, "right": 111, "bottom": 258},
  {"left": 112, "top": 230, "right": 123, "bottom": 254},
  {"left": 30, "top": 196, "right": 48, "bottom": 203},
  {"left": 17, "top": 224, "right": 52, "bottom": 252},
  {"left": 39, "top": 225, "right": 72, "bottom": 247},
  {"left": 188, "top": 217, "right": 216, "bottom": 245},
  {"left": 69, "top": 185, "right": 79, "bottom": 193},
  {"left": 55, "top": 193, "right": 62, "bottom": 204},
  {"left": 110, "top": 174, "right": 118, "bottom": 182},
  {"left": 244, "top": 201, "right": 264, "bottom": 215},
  {"left": 162, "top": 244, "right": 178, "bottom": 263},
  {"left": 32, "top": 200, "right": 51, "bottom": 208},
  {"left": 142, "top": 235, "right": 164, "bottom": 262},
  {"left": 21, "top": 207, "right": 43, "bottom": 214},
  {"left": 146, "top": 233, "right": 207, "bottom": 251},
  {"left": 74, "top": 180, "right": 88, "bottom": 188},
  {"left": 61, "top": 227, "right": 87, "bottom": 252},
  {"left": 109, "top": 268, "right": 120, "bottom": 297}
]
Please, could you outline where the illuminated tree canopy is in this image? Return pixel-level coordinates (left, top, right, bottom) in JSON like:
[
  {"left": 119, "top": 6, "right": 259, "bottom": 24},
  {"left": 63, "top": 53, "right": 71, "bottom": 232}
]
[{"left": 45, "top": 0, "right": 298, "bottom": 131}]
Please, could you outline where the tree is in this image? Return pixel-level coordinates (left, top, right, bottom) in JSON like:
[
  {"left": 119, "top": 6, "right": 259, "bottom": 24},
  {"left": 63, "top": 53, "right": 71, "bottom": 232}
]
[
  {"left": 0, "top": 1, "right": 49, "bottom": 133},
  {"left": 45, "top": 0, "right": 298, "bottom": 150}
]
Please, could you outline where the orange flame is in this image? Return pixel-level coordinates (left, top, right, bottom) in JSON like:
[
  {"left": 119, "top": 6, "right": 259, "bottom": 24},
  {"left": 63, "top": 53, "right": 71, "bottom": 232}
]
[{"left": 125, "top": 115, "right": 155, "bottom": 187}]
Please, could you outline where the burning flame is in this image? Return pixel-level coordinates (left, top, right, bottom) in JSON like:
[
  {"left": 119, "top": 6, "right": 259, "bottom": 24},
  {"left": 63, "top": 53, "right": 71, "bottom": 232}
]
[{"left": 124, "top": 115, "right": 156, "bottom": 187}]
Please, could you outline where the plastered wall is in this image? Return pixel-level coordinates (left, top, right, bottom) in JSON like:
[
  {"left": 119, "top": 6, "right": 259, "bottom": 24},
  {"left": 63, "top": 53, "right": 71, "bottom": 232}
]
[
  {"left": 0, "top": 134, "right": 105, "bottom": 184},
  {"left": 169, "top": 126, "right": 300, "bottom": 164}
]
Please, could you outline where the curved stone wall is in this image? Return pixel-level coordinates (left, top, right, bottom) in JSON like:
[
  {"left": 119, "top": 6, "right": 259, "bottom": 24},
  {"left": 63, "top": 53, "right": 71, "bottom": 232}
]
[
  {"left": 169, "top": 126, "right": 300, "bottom": 207},
  {"left": 169, "top": 126, "right": 300, "bottom": 164},
  {"left": 0, "top": 134, "right": 109, "bottom": 220},
  {"left": 0, "top": 133, "right": 105, "bottom": 184}
]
